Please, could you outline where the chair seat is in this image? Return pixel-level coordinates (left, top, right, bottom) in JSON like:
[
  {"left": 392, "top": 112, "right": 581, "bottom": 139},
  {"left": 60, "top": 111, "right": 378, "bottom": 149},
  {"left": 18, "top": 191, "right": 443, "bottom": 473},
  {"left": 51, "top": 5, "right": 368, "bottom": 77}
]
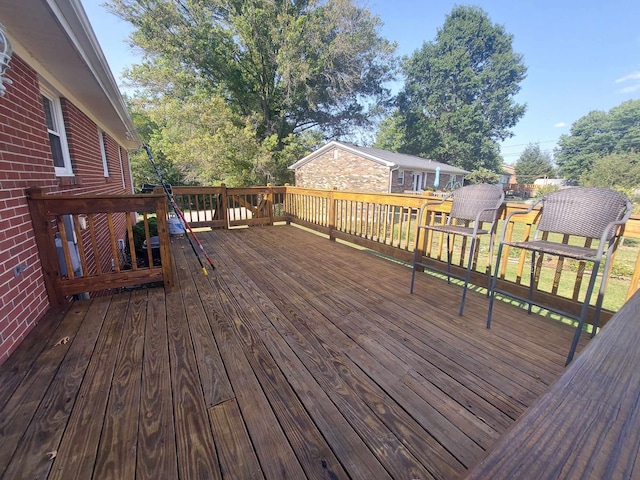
[
  {"left": 421, "top": 224, "right": 490, "bottom": 237},
  {"left": 504, "top": 240, "right": 598, "bottom": 261}
]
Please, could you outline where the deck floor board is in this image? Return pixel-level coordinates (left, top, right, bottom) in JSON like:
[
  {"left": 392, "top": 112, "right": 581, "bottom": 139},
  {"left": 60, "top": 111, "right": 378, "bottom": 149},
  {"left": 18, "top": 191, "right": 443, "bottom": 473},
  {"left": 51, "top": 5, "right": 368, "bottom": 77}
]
[
  {"left": 0, "top": 224, "right": 589, "bottom": 479},
  {"left": 136, "top": 287, "right": 178, "bottom": 480}
]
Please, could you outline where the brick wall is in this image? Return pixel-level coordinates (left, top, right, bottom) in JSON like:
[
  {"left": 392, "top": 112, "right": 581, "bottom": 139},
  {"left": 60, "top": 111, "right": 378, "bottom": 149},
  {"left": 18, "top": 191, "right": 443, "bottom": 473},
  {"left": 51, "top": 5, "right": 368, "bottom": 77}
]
[
  {"left": 0, "top": 54, "right": 133, "bottom": 365},
  {"left": 294, "top": 147, "right": 391, "bottom": 192},
  {"left": 391, "top": 169, "right": 411, "bottom": 193},
  {"left": 293, "top": 147, "right": 459, "bottom": 194},
  {"left": 61, "top": 101, "right": 130, "bottom": 276}
]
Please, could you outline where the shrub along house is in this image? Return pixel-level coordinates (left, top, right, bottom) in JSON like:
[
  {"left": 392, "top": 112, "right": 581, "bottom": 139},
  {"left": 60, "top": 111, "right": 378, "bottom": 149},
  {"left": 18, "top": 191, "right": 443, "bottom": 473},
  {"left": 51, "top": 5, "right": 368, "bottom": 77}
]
[
  {"left": 0, "top": 0, "right": 140, "bottom": 365},
  {"left": 289, "top": 141, "right": 468, "bottom": 193}
]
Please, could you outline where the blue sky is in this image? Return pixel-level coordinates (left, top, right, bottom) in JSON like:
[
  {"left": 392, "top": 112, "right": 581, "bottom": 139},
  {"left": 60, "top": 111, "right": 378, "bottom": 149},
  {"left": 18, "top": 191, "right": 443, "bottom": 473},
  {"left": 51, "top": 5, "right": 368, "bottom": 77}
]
[{"left": 83, "top": 0, "right": 640, "bottom": 164}]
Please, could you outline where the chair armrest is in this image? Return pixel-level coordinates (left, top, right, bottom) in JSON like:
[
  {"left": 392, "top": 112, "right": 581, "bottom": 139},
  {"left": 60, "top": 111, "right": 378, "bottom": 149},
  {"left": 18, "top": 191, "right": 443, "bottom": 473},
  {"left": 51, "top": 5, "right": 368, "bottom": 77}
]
[
  {"left": 417, "top": 194, "right": 453, "bottom": 225},
  {"left": 469, "top": 204, "right": 504, "bottom": 237},
  {"left": 472, "top": 204, "right": 503, "bottom": 224},
  {"left": 498, "top": 199, "right": 543, "bottom": 243},
  {"left": 595, "top": 199, "right": 634, "bottom": 257}
]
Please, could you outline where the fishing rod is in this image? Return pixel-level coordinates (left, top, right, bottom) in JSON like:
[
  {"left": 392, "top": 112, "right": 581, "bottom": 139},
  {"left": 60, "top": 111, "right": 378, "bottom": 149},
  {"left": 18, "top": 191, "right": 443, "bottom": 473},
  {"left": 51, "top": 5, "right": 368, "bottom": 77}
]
[{"left": 143, "top": 145, "right": 215, "bottom": 275}]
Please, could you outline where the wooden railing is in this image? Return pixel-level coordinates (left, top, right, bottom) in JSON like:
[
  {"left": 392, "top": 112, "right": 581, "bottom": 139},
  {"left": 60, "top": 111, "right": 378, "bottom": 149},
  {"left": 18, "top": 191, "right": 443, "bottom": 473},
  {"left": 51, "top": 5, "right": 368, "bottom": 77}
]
[
  {"left": 126, "top": 184, "right": 639, "bottom": 328},
  {"left": 286, "top": 186, "right": 424, "bottom": 258},
  {"left": 27, "top": 188, "right": 174, "bottom": 305},
  {"left": 171, "top": 185, "right": 227, "bottom": 229},
  {"left": 284, "top": 186, "right": 640, "bottom": 327},
  {"left": 172, "top": 184, "right": 287, "bottom": 228}
]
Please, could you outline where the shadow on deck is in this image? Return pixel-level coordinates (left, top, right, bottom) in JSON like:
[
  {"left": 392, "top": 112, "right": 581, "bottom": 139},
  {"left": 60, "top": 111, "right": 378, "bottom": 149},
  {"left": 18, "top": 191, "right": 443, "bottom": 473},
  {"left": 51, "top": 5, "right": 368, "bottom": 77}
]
[{"left": 0, "top": 225, "right": 589, "bottom": 479}]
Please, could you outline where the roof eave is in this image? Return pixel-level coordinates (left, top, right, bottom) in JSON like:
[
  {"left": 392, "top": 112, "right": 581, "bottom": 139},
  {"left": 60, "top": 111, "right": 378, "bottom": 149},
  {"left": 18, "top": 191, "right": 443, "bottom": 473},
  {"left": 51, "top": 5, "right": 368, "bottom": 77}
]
[{"left": 2, "top": 0, "right": 141, "bottom": 149}]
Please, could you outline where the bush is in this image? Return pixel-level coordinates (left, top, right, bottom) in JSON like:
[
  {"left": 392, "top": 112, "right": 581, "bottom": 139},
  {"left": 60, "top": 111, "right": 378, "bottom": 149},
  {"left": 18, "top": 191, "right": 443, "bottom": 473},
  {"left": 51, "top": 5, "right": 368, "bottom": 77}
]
[
  {"left": 131, "top": 217, "right": 158, "bottom": 253},
  {"left": 534, "top": 185, "right": 560, "bottom": 198}
]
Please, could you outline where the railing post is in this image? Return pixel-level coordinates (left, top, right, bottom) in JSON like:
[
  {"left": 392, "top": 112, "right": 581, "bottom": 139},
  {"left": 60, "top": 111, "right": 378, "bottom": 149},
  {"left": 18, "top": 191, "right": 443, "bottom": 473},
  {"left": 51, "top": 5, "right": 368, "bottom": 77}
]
[
  {"left": 284, "top": 184, "right": 291, "bottom": 224},
  {"left": 328, "top": 187, "right": 337, "bottom": 241},
  {"left": 154, "top": 194, "right": 174, "bottom": 290},
  {"left": 629, "top": 248, "right": 640, "bottom": 300},
  {"left": 219, "top": 183, "right": 229, "bottom": 229},
  {"left": 25, "top": 187, "right": 66, "bottom": 306},
  {"left": 266, "top": 183, "right": 274, "bottom": 226}
]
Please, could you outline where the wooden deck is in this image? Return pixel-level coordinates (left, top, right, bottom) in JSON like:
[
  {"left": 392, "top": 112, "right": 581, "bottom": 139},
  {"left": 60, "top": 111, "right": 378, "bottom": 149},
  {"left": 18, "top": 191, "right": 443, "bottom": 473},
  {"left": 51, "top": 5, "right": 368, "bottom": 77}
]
[{"left": 0, "top": 225, "right": 589, "bottom": 480}]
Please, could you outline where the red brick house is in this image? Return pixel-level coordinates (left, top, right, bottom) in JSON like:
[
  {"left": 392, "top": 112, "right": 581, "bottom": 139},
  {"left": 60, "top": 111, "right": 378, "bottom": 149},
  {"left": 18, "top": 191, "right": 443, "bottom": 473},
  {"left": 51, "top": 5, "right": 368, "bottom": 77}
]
[
  {"left": 500, "top": 164, "right": 517, "bottom": 188},
  {"left": 290, "top": 141, "right": 468, "bottom": 193},
  {"left": 0, "top": 1, "right": 140, "bottom": 364}
]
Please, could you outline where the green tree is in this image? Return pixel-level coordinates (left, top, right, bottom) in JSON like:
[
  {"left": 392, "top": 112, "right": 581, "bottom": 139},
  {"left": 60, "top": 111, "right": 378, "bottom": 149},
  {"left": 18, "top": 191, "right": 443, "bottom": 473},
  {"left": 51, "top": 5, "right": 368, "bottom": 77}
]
[
  {"left": 514, "top": 143, "right": 555, "bottom": 183},
  {"left": 555, "top": 99, "right": 640, "bottom": 182},
  {"left": 395, "top": 6, "right": 526, "bottom": 172},
  {"left": 579, "top": 152, "right": 640, "bottom": 191},
  {"left": 129, "top": 90, "right": 322, "bottom": 187},
  {"left": 464, "top": 167, "right": 501, "bottom": 185},
  {"left": 144, "top": 91, "right": 263, "bottom": 186},
  {"left": 373, "top": 110, "right": 406, "bottom": 151},
  {"left": 127, "top": 106, "right": 189, "bottom": 190},
  {"left": 108, "top": 0, "right": 396, "bottom": 144}
]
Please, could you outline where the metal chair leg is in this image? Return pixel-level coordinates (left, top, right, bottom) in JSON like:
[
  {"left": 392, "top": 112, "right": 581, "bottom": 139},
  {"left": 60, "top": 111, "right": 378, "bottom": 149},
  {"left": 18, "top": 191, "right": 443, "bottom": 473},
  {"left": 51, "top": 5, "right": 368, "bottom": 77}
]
[
  {"left": 485, "top": 231, "right": 496, "bottom": 296},
  {"left": 566, "top": 263, "right": 600, "bottom": 365},
  {"left": 410, "top": 228, "right": 422, "bottom": 294},
  {"left": 528, "top": 251, "right": 536, "bottom": 314},
  {"left": 410, "top": 263, "right": 417, "bottom": 294},
  {"left": 446, "top": 234, "right": 452, "bottom": 285},
  {"left": 486, "top": 243, "right": 505, "bottom": 329},
  {"left": 590, "top": 259, "right": 608, "bottom": 338},
  {"left": 459, "top": 237, "right": 476, "bottom": 316}
]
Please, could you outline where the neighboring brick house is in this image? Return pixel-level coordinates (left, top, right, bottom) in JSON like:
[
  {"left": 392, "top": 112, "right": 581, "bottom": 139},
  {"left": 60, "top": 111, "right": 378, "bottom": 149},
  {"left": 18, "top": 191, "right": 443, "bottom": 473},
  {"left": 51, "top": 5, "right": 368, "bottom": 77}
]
[
  {"left": 0, "top": 1, "right": 140, "bottom": 364},
  {"left": 290, "top": 141, "right": 468, "bottom": 193},
  {"left": 500, "top": 164, "right": 517, "bottom": 188}
]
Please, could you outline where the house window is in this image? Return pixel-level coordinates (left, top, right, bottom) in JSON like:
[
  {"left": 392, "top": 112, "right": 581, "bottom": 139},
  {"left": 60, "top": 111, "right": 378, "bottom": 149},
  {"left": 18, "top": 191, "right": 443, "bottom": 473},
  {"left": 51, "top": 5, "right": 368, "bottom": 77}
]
[
  {"left": 397, "top": 169, "right": 405, "bottom": 185},
  {"left": 99, "top": 129, "right": 109, "bottom": 177},
  {"left": 41, "top": 89, "right": 72, "bottom": 176}
]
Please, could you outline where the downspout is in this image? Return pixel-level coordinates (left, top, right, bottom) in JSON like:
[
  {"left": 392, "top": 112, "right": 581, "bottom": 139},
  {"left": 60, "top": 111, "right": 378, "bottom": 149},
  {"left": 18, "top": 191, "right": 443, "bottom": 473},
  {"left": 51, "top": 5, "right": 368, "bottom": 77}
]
[{"left": 388, "top": 165, "right": 399, "bottom": 193}]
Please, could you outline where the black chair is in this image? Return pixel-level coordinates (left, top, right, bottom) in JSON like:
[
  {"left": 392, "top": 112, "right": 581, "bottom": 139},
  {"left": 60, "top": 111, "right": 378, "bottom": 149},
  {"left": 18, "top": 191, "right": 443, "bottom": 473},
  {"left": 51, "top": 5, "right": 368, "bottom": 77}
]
[
  {"left": 486, "top": 187, "right": 633, "bottom": 365},
  {"left": 410, "top": 184, "right": 504, "bottom": 315}
]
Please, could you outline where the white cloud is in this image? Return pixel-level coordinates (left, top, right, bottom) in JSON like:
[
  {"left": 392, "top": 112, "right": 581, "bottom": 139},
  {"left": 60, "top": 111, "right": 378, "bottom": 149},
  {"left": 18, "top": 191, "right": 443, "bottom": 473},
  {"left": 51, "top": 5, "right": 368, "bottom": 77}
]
[
  {"left": 615, "top": 71, "right": 640, "bottom": 83},
  {"left": 554, "top": 122, "right": 567, "bottom": 128},
  {"left": 620, "top": 83, "right": 640, "bottom": 94}
]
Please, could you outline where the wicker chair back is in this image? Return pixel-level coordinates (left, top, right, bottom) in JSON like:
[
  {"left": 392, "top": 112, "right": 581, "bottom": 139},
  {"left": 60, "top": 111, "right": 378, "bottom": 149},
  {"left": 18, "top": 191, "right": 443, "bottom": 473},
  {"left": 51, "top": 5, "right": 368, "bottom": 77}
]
[
  {"left": 449, "top": 184, "right": 504, "bottom": 223},
  {"left": 537, "top": 187, "right": 630, "bottom": 240}
]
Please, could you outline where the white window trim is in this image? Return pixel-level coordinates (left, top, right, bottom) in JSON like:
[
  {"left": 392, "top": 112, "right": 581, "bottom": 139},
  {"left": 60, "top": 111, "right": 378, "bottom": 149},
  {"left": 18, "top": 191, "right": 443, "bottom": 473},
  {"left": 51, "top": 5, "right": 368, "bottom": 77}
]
[
  {"left": 41, "top": 86, "right": 73, "bottom": 177},
  {"left": 397, "top": 169, "right": 405, "bottom": 185},
  {"left": 98, "top": 129, "right": 109, "bottom": 177}
]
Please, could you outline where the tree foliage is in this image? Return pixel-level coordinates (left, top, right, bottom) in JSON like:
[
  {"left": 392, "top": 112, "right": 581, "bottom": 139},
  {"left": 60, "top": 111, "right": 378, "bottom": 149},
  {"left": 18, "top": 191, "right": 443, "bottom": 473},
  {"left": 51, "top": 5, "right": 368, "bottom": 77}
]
[
  {"left": 373, "top": 110, "right": 406, "bottom": 151},
  {"left": 579, "top": 152, "right": 640, "bottom": 192},
  {"left": 514, "top": 143, "right": 555, "bottom": 183},
  {"left": 128, "top": 106, "right": 190, "bottom": 190},
  {"left": 555, "top": 99, "right": 640, "bottom": 182},
  {"left": 389, "top": 6, "right": 526, "bottom": 172},
  {"left": 107, "top": 0, "right": 397, "bottom": 186},
  {"left": 464, "top": 167, "right": 501, "bottom": 185},
  {"left": 128, "top": 90, "right": 323, "bottom": 187}
]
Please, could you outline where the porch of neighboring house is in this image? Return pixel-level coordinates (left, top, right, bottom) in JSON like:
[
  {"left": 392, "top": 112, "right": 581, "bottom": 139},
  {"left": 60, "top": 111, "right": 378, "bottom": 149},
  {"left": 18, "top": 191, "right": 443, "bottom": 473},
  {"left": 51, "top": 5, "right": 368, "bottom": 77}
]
[{"left": 0, "top": 224, "right": 590, "bottom": 480}]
